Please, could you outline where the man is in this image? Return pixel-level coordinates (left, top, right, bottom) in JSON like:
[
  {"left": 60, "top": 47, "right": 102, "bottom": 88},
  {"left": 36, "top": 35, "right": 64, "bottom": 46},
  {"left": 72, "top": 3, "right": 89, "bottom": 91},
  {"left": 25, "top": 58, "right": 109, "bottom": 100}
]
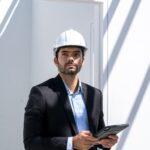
[{"left": 23, "top": 29, "right": 118, "bottom": 150}]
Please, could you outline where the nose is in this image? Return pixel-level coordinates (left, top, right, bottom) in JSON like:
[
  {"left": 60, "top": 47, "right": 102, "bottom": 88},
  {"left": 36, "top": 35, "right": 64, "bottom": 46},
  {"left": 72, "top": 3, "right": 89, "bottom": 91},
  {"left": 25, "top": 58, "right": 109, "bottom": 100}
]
[{"left": 67, "top": 56, "right": 74, "bottom": 63}]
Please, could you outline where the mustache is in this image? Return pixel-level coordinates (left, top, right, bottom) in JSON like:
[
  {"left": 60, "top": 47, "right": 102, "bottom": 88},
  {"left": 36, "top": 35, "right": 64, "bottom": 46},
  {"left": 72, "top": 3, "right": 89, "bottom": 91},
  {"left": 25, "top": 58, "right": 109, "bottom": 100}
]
[
  {"left": 65, "top": 60, "right": 75, "bottom": 65},
  {"left": 66, "top": 62, "right": 74, "bottom": 65},
  {"left": 65, "top": 62, "right": 77, "bottom": 67}
]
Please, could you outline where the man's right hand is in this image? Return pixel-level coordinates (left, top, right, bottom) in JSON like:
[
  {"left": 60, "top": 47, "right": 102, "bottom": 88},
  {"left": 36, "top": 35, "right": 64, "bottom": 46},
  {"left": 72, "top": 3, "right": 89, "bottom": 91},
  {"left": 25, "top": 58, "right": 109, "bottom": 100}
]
[{"left": 73, "top": 131, "right": 98, "bottom": 150}]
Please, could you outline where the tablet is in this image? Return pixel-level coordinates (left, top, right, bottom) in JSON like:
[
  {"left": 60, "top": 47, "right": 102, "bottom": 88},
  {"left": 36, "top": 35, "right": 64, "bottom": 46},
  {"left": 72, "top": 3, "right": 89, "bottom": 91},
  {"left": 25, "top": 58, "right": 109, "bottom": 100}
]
[{"left": 94, "top": 124, "right": 129, "bottom": 139}]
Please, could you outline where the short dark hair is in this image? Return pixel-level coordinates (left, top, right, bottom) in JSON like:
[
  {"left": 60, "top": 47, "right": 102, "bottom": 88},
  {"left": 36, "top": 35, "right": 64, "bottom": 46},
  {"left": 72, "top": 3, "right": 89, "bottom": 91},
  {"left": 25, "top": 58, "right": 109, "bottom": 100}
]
[{"left": 55, "top": 46, "right": 85, "bottom": 58}]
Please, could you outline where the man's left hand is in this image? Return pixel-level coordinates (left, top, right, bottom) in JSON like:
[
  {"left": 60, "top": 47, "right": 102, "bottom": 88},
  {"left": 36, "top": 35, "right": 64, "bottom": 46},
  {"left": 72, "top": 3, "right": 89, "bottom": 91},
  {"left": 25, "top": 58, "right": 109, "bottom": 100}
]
[{"left": 97, "top": 135, "right": 118, "bottom": 148}]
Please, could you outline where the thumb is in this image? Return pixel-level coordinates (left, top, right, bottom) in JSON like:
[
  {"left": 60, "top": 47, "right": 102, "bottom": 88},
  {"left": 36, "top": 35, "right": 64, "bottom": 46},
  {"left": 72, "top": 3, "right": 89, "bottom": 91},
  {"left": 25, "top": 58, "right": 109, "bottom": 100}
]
[{"left": 81, "top": 130, "right": 92, "bottom": 136}]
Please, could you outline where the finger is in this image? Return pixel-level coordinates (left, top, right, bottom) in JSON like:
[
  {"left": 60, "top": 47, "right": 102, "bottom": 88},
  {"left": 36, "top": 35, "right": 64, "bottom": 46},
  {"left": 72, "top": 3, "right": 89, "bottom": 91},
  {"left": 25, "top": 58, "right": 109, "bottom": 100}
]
[
  {"left": 83, "top": 136, "right": 99, "bottom": 142},
  {"left": 108, "top": 134, "right": 118, "bottom": 140},
  {"left": 98, "top": 139, "right": 111, "bottom": 145},
  {"left": 100, "top": 139, "right": 117, "bottom": 148},
  {"left": 107, "top": 136, "right": 118, "bottom": 144},
  {"left": 83, "top": 143, "right": 95, "bottom": 150},
  {"left": 102, "top": 144, "right": 112, "bottom": 148},
  {"left": 81, "top": 132, "right": 97, "bottom": 141},
  {"left": 81, "top": 130, "right": 92, "bottom": 136},
  {"left": 102, "top": 140, "right": 114, "bottom": 148},
  {"left": 80, "top": 137, "right": 98, "bottom": 147}
]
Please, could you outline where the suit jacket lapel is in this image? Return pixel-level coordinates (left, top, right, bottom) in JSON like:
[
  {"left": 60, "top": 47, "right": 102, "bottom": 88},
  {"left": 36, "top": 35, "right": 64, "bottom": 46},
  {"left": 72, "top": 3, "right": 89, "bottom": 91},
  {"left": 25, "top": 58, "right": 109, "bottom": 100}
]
[
  {"left": 55, "top": 75, "right": 78, "bottom": 135},
  {"left": 82, "top": 83, "right": 95, "bottom": 134}
]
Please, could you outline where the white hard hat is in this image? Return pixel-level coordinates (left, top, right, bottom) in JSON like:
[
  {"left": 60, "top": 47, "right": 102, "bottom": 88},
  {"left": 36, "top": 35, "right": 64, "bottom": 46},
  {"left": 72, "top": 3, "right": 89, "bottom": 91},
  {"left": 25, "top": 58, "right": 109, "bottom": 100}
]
[{"left": 53, "top": 29, "right": 87, "bottom": 54}]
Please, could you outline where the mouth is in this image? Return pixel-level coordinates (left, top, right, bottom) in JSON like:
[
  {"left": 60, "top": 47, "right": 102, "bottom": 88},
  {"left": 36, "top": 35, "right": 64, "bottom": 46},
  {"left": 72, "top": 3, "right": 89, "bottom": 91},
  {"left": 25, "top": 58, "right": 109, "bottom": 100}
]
[{"left": 66, "top": 64, "right": 76, "bottom": 70}]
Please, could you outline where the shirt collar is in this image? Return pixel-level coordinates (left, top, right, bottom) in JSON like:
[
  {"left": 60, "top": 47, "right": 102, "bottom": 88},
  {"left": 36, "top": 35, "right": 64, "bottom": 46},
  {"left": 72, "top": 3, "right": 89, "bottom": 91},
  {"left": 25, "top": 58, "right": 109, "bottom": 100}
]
[{"left": 63, "top": 79, "right": 82, "bottom": 95}]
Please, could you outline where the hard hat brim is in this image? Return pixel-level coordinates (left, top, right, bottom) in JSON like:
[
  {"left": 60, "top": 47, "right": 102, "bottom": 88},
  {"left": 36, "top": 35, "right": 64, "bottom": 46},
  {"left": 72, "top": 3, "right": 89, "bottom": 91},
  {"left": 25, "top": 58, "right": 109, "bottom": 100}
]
[{"left": 53, "top": 45, "right": 87, "bottom": 54}]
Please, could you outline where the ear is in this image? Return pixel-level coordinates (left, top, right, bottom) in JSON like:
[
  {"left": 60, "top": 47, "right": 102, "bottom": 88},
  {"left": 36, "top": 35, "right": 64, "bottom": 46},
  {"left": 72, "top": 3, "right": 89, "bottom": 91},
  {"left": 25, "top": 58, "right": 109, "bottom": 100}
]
[
  {"left": 54, "top": 57, "right": 58, "bottom": 66},
  {"left": 81, "top": 57, "right": 85, "bottom": 66}
]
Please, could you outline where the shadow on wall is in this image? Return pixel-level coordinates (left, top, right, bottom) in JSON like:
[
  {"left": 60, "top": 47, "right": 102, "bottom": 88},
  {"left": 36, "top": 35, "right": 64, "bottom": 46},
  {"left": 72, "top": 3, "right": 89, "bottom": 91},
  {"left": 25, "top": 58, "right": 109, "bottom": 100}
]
[
  {"left": 103, "top": 0, "right": 120, "bottom": 36},
  {"left": 102, "top": 0, "right": 141, "bottom": 89},
  {"left": 116, "top": 66, "right": 150, "bottom": 150},
  {"left": 103, "top": 0, "right": 143, "bottom": 149}
]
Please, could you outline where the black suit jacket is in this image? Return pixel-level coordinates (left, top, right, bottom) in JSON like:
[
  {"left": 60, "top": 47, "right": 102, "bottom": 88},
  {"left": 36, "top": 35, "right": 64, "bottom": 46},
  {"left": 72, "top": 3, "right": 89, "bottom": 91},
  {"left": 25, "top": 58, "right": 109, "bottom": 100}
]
[{"left": 23, "top": 75, "right": 109, "bottom": 150}]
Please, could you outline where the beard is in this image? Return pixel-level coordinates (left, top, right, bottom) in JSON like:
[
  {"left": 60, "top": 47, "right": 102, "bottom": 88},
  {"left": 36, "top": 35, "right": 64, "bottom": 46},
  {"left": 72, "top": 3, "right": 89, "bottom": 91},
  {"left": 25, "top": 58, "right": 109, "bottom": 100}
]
[{"left": 57, "top": 62, "right": 82, "bottom": 75}]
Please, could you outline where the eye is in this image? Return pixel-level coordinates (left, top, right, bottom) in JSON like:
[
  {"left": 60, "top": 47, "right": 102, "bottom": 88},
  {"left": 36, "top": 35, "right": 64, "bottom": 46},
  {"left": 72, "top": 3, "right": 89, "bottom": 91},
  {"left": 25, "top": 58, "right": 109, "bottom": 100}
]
[
  {"left": 62, "top": 52, "right": 68, "bottom": 56},
  {"left": 74, "top": 52, "right": 81, "bottom": 58}
]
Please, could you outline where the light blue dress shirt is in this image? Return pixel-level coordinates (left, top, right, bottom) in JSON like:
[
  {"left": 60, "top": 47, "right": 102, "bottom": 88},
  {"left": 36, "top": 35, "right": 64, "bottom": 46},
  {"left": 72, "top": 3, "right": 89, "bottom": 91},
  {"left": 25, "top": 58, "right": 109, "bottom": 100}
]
[{"left": 63, "top": 81, "right": 90, "bottom": 150}]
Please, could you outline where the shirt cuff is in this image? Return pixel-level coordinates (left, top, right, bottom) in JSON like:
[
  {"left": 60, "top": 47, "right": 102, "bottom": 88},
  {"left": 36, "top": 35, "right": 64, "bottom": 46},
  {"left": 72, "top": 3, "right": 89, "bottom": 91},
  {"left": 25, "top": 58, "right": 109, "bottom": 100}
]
[{"left": 67, "top": 137, "right": 73, "bottom": 150}]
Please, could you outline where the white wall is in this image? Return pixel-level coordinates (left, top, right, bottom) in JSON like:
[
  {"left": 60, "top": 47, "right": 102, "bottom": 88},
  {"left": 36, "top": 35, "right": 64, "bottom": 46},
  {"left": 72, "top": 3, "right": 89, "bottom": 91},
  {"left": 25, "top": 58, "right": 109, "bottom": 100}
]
[
  {"left": 102, "top": 0, "right": 150, "bottom": 149},
  {"left": 0, "top": 0, "right": 31, "bottom": 150}
]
